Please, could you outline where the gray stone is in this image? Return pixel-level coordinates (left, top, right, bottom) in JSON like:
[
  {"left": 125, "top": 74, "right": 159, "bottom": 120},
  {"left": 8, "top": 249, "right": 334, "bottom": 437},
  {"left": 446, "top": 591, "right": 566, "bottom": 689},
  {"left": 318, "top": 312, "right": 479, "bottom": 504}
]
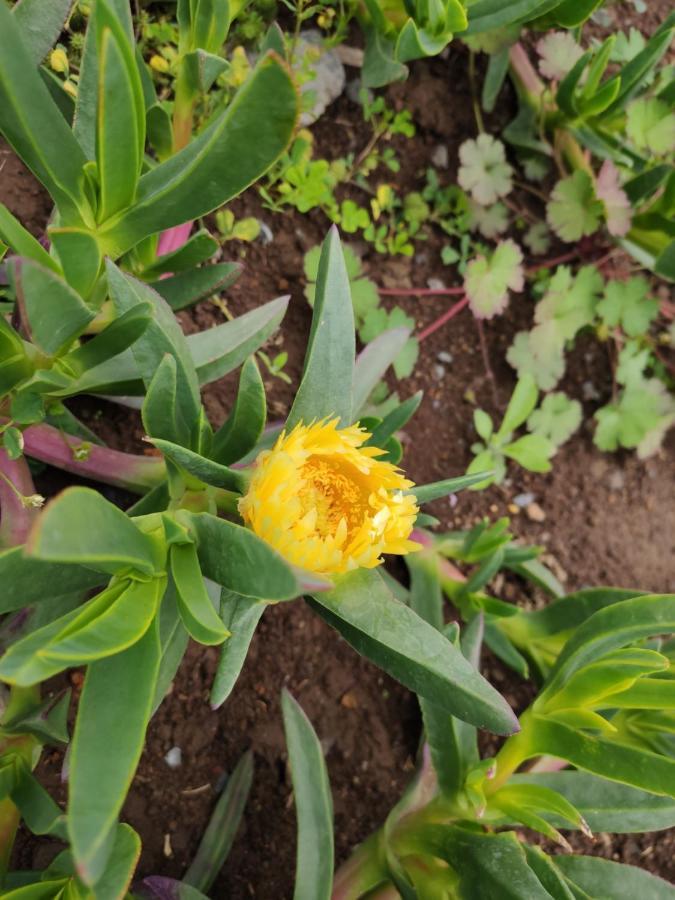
[{"left": 296, "top": 31, "right": 346, "bottom": 126}]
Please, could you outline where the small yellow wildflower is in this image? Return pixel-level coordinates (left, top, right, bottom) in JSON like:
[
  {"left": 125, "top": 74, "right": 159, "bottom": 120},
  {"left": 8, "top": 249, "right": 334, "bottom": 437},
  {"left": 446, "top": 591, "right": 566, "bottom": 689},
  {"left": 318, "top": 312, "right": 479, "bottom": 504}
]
[
  {"left": 149, "top": 54, "right": 170, "bottom": 73},
  {"left": 50, "top": 48, "right": 69, "bottom": 74},
  {"left": 239, "top": 419, "right": 420, "bottom": 576}
]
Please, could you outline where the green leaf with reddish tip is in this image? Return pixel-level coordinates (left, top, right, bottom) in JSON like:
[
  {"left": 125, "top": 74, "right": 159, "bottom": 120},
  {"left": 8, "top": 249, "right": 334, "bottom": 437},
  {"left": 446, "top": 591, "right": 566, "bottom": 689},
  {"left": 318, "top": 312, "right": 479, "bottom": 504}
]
[
  {"left": 309, "top": 569, "right": 519, "bottom": 735},
  {"left": 185, "top": 512, "right": 300, "bottom": 601},
  {"left": 26, "top": 486, "right": 159, "bottom": 576},
  {"left": 68, "top": 621, "right": 161, "bottom": 885}
]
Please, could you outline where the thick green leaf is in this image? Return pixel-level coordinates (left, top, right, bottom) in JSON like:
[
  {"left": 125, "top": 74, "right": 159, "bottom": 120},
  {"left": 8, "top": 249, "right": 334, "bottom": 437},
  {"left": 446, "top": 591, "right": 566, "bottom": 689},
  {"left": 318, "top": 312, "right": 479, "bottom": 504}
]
[
  {"left": 417, "top": 825, "right": 555, "bottom": 899},
  {"left": 63, "top": 303, "right": 153, "bottom": 375},
  {"left": 421, "top": 615, "right": 482, "bottom": 796},
  {"left": 463, "top": 0, "right": 554, "bottom": 34},
  {"left": 93, "top": 823, "right": 142, "bottom": 900},
  {"left": 542, "top": 594, "right": 675, "bottom": 699},
  {"left": 26, "top": 486, "right": 159, "bottom": 576},
  {"left": 524, "top": 714, "right": 675, "bottom": 797},
  {"left": 68, "top": 621, "right": 161, "bottom": 885},
  {"left": 0, "top": 1, "right": 88, "bottom": 220},
  {"left": 185, "top": 512, "right": 300, "bottom": 601},
  {"left": 99, "top": 53, "right": 297, "bottom": 255},
  {"left": 10, "top": 762, "right": 67, "bottom": 839},
  {"left": 308, "top": 569, "right": 518, "bottom": 734},
  {"left": 352, "top": 327, "right": 410, "bottom": 414},
  {"left": 48, "top": 227, "right": 103, "bottom": 299},
  {"left": 95, "top": 0, "right": 145, "bottom": 222},
  {"left": 0, "top": 546, "right": 106, "bottom": 614},
  {"left": 554, "top": 855, "right": 675, "bottom": 899},
  {"left": 0, "top": 204, "right": 60, "bottom": 271},
  {"left": 183, "top": 752, "right": 254, "bottom": 893},
  {"left": 12, "top": 0, "right": 74, "bottom": 64},
  {"left": 151, "top": 262, "right": 242, "bottom": 312},
  {"left": 408, "top": 552, "right": 443, "bottom": 631},
  {"left": 412, "top": 472, "right": 491, "bottom": 504},
  {"left": 142, "top": 355, "right": 183, "bottom": 445},
  {"left": 151, "top": 438, "right": 247, "bottom": 492},
  {"left": 42, "top": 576, "right": 164, "bottom": 664},
  {"left": 604, "top": 14, "right": 675, "bottom": 116},
  {"left": 107, "top": 261, "right": 201, "bottom": 442},
  {"left": 11, "top": 258, "right": 94, "bottom": 356},
  {"left": 74, "top": 295, "right": 288, "bottom": 395},
  {"left": 366, "top": 392, "right": 422, "bottom": 450},
  {"left": 210, "top": 591, "right": 267, "bottom": 708},
  {"left": 142, "top": 230, "right": 219, "bottom": 279},
  {"left": 288, "top": 227, "right": 355, "bottom": 429},
  {"left": 282, "top": 690, "right": 334, "bottom": 900},
  {"left": 212, "top": 357, "right": 266, "bottom": 465},
  {"left": 171, "top": 543, "right": 230, "bottom": 645},
  {"left": 512, "top": 771, "right": 675, "bottom": 832}
]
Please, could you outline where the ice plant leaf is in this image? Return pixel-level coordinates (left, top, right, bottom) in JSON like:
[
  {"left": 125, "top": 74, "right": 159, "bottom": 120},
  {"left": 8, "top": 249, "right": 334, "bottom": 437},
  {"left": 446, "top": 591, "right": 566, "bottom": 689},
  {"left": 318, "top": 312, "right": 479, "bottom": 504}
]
[
  {"left": 553, "top": 855, "right": 675, "bottom": 899},
  {"left": 282, "top": 691, "right": 334, "bottom": 900},
  {"left": 457, "top": 134, "right": 513, "bottom": 206},
  {"left": 547, "top": 171, "right": 603, "bottom": 242},
  {"left": 352, "top": 327, "right": 411, "bottom": 414},
  {"left": 171, "top": 543, "right": 231, "bottom": 646},
  {"left": 595, "top": 160, "right": 631, "bottom": 238},
  {"left": 68, "top": 621, "right": 161, "bottom": 885},
  {"left": 308, "top": 569, "right": 519, "bottom": 734},
  {"left": 26, "top": 487, "right": 159, "bottom": 577},
  {"left": 465, "top": 240, "right": 524, "bottom": 320},
  {"left": 212, "top": 356, "right": 266, "bottom": 465},
  {"left": 239, "top": 419, "right": 418, "bottom": 577},
  {"left": 536, "top": 31, "right": 584, "bottom": 80},
  {"left": 288, "top": 227, "right": 355, "bottom": 429},
  {"left": 211, "top": 593, "right": 267, "bottom": 708},
  {"left": 0, "top": 547, "right": 106, "bottom": 615}
]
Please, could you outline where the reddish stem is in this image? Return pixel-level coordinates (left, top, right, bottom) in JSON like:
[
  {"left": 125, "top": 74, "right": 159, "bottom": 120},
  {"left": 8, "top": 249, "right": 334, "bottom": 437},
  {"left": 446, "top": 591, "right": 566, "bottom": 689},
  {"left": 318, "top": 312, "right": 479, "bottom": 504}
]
[
  {"left": 416, "top": 296, "right": 469, "bottom": 342},
  {"left": 378, "top": 286, "right": 466, "bottom": 297},
  {"left": 0, "top": 452, "right": 40, "bottom": 548},
  {"left": 21, "top": 424, "right": 164, "bottom": 494}
]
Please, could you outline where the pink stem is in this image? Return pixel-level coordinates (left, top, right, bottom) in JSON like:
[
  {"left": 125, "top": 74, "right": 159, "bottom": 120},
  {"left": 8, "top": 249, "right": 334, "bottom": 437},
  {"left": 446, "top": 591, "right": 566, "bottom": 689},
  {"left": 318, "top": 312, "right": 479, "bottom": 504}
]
[
  {"left": 526, "top": 755, "right": 569, "bottom": 774},
  {"left": 0, "top": 452, "right": 39, "bottom": 548},
  {"left": 156, "top": 222, "right": 193, "bottom": 257},
  {"left": 22, "top": 424, "right": 165, "bottom": 494},
  {"left": 417, "top": 296, "right": 469, "bottom": 342},
  {"left": 378, "top": 286, "right": 466, "bottom": 297}
]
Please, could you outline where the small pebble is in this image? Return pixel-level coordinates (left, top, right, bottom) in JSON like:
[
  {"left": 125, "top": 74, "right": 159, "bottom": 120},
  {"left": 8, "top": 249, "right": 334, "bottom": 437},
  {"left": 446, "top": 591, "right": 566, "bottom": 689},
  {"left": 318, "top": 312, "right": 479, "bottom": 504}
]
[
  {"left": 526, "top": 502, "right": 546, "bottom": 522},
  {"left": 513, "top": 492, "right": 535, "bottom": 508},
  {"left": 258, "top": 222, "right": 274, "bottom": 245},
  {"left": 164, "top": 747, "right": 182, "bottom": 769},
  {"left": 582, "top": 380, "right": 600, "bottom": 400},
  {"left": 507, "top": 503, "right": 519, "bottom": 515},
  {"left": 427, "top": 277, "right": 446, "bottom": 291},
  {"left": 433, "top": 364, "right": 446, "bottom": 380},
  {"left": 437, "top": 351, "right": 453, "bottom": 363},
  {"left": 431, "top": 145, "right": 449, "bottom": 168},
  {"left": 609, "top": 470, "right": 624, "bottom": 491}
]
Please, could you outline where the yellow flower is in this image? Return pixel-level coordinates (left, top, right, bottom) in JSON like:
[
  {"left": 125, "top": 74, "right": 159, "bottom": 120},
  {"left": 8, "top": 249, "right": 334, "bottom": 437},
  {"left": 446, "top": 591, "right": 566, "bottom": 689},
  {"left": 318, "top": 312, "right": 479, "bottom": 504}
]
[{"left": 239, "top": 419, "right": 420, "bottom": 576}]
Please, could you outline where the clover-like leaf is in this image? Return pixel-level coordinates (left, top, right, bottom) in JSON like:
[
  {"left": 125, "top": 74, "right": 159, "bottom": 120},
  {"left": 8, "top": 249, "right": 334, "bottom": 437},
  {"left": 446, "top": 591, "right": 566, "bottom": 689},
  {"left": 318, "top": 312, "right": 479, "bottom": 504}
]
[
  {"left": 626, "top": 98, "right": 675, "bottom": 156},
  {"left": 547, "top": 171, "right": 603, "bottom": 243},
  {"left": 594, "top": 380, "right": 669, "bottom": 453},
  {"left": 536, "top": 31, "right": 584, "bottom": 80},
  {"left": 597, "top": 277, "right": 659, "bottom": 338},
  {"left": 527, "top": 392, "right": 582, "bottom": 448},
  {"left": 468, "top": 200, "right": 509, "bottom": 239},
  {"left": 509, "top": 327, "right": 567, "bottom": 391},
  {"left": 523, "top": 222, "right": 551, "bottom": 256},
  {"left": 595, "top": 161, "right": 631, "bottom": 238},
  {"left": 458, "top": 134, "right": 513, "bottom": 206},
  {"left": 464, "top": 239, "right": 524, "bottom": 319},
  {"left": 535, "top": 265, "right": 603, "bottom": 341},
  {"left": 615, "top": 340, "right": 653, "bottom": 388}
]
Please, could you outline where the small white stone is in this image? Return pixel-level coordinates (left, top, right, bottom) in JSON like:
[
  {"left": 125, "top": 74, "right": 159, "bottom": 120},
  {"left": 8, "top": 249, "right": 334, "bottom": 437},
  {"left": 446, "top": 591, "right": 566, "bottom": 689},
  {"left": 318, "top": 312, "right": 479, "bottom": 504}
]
[
  {"left": 431, "top": 145, "right": 449, "bottom": 168},
  {"left": 164, "top": 746, "right": 182, "bottom": 769},
  {"left": 513, "top": 492, "right": 535, "bottom": 508},
  {"left": 437, "top": 351, "right": 453, "bottom": 364},
  {"left": 427, "top": 277, "right": 446, "bottom": 291}
]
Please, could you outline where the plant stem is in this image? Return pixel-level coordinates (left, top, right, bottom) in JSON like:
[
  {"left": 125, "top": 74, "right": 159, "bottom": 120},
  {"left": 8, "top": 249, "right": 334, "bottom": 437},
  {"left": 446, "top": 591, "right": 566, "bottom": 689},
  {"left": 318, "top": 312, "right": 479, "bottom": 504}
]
[
  {"left": 378, "top": 286, "right": 465, "bottom": 298},
  {"left": 476, "top": 318, "right": 498, "bottom": 406},
  {"left": 417, "top": 296, "right": 469, "bottom": 342},
  {"left": 0, "top": 452, "right": 41, "bottom": 548},
  {"left": 21, "top": 424, "right": 165, "bottom": 494}
]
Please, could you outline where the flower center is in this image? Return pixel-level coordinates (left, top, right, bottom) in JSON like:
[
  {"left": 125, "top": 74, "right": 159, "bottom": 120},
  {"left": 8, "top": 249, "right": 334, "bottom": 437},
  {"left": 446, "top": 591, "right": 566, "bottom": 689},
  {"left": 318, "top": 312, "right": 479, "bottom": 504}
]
[{"left": 298, "top": 457, "right": 367, "bottom": 538}]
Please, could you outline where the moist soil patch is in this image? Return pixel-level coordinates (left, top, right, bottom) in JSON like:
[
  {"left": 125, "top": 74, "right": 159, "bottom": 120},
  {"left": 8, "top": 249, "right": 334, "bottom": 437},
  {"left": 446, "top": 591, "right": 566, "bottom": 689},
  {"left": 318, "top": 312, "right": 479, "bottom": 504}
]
[{"left": 3, "top": 13, "right": 675, "bottom": 896}]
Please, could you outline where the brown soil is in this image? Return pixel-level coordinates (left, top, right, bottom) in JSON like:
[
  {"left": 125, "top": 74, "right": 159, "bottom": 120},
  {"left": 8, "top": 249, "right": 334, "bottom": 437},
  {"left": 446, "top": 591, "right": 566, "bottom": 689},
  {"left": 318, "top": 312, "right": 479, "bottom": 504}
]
[{"left": 3, "top": 9, "right": 675, "bottom": 897}]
